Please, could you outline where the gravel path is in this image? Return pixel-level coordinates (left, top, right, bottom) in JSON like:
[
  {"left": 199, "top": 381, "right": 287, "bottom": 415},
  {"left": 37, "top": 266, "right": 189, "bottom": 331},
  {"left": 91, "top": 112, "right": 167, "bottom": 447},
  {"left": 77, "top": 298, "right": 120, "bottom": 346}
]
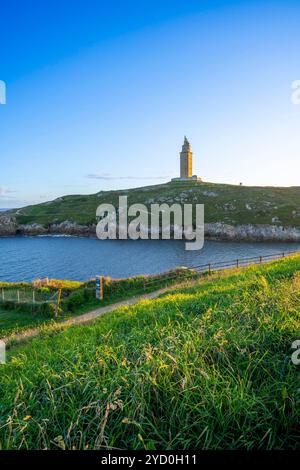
[{"left": 2, "top": 283, "right": 183, "bottom": 348}]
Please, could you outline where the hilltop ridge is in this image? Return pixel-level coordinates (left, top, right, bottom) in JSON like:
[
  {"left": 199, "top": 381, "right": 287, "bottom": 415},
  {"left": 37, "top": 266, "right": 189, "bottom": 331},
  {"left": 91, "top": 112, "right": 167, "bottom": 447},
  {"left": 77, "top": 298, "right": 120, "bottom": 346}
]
[{"left": 1, "top": 181, "right": 300, "bottom": 240}]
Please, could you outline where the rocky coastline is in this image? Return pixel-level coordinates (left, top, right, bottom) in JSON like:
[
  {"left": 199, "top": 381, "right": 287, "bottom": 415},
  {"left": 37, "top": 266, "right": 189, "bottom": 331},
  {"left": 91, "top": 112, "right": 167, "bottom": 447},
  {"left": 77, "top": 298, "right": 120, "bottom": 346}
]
[{"left": 1, "top": 214, "right": 300, "bottom": 242}]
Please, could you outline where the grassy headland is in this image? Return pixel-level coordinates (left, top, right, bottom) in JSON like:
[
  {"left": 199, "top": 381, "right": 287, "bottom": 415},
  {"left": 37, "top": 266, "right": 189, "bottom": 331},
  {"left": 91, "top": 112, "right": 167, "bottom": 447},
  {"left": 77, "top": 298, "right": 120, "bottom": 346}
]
[
  {"left": 6, "top": 181, "right": 300, "bottom": 228},
  {"left": 0, "top": 255, "right": 299, "bottom": 449}
]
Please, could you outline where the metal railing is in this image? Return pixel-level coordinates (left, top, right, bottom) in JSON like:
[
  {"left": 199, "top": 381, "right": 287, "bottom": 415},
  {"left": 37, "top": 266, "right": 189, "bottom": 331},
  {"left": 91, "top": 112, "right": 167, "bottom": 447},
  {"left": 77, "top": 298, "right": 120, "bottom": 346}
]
[
  {"left": 144, "top": 249, "right": 300, "bottom": 288},
  {"left": 0, "top": 249, "right": 299, "bottom": 309}
]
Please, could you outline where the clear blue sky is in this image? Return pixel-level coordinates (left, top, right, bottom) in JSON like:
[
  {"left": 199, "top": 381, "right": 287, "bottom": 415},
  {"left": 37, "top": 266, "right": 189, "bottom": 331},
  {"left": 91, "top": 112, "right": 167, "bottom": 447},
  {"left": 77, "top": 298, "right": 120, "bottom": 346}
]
[{"left": 0, "top": 0, "right": 300, "bottom": 208}]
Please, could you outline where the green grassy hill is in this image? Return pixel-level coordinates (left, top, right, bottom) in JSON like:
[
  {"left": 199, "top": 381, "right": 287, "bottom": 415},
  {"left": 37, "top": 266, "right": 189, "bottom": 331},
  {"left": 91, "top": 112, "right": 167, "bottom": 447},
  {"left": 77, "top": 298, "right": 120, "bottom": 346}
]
[
  {"left": 1, "top": 255, "right": 299, "bottom": 449},
  {"left": 8, "top": 181, "right": 300, "bottom": 227}
]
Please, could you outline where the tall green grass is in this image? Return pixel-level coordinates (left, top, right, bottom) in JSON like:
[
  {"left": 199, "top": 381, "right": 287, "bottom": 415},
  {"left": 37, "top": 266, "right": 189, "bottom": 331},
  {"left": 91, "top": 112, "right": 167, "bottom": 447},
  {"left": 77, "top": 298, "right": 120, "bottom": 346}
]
[{"left": 0, "top": 256, "right": 299, "bottom": 449}]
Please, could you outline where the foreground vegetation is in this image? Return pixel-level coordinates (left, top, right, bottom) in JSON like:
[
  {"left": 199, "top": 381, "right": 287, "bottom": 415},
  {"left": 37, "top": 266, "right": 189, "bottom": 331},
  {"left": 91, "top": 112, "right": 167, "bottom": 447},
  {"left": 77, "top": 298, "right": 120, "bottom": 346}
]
[
  {"left": 0, "top": 256, "right": 299, "bottom": 449},
  {"left": 0, "top": 269, "right": 197, "bottom": 338},
  {"left": 7, "top": 180, "right": 300, "bottom": 227},
  {"left": 0, "top": 307, "right": 51, "bottom": 338}
]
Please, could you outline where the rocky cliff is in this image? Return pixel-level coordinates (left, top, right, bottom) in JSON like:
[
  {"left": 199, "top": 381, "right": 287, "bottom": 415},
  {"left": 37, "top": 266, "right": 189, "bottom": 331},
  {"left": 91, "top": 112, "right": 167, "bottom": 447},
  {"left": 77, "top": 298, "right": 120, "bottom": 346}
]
[
  {"left": 1, "top": 215, "right": 300, "bottom": 241},
  {"left": 204, "top": 223, "right": 300, "bottom": 242},
  {"left": 0, "top": 215, "right": 17, "bottom": 236}
]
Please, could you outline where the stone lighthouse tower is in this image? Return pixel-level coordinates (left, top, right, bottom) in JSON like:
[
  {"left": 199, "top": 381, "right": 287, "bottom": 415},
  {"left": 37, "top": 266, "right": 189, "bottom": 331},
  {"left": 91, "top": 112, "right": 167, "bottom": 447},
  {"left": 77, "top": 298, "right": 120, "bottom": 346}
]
[
  {"left": 172, "top": 136, "right": 202, "bottom": 182},
  {"left": 180, "top": 136, "right": 193, "bottom": 178}
]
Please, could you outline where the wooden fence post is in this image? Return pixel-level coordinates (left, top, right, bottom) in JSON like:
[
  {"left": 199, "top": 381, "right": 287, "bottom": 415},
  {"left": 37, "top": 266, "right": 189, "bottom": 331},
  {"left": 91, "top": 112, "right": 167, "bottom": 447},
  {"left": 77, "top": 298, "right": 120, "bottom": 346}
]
[
  {"left": 96, "top": 276, "right": 104, "bottom": 301},
  {"left": 236, "top": 259, "right": 239, "bottom": 268},
  {"left": 100, "top": 276, "right": 104, "bottom": 301},
  {"left": 55, "top": 289, "right": 62, "bottom": 317},
  {"left": 17, "top": 290, "right": 20, "bottom": 303},
  {"left": 208, "top": 264, "right": 211, "bottom": 275}
]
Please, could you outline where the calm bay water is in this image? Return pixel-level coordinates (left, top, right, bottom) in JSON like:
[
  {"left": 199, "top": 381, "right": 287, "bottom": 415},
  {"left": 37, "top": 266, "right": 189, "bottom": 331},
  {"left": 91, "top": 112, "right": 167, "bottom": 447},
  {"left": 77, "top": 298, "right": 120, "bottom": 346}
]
[{"left": 0, "top": 236, "right": 299, "bottom": 282}]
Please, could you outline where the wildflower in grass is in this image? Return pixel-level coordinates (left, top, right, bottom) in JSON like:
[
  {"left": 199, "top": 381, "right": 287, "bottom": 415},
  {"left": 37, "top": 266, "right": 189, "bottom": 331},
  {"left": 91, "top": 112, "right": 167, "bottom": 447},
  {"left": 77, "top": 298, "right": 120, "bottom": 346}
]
[
  {"left": 292, "top": 272, "right": 300, "bottom": 291},
  {"left": 260, "top": 275, "right": 270, "bottom": 290},
  {"left": 53, "top": 435, "right": 66, "bottom": 450}
]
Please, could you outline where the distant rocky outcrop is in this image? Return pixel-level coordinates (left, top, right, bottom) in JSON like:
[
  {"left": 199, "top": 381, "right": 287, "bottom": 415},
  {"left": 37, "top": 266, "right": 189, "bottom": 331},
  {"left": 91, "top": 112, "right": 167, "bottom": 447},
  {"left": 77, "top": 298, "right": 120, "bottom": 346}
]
[
  {"left": 1, "top": 216, "right": 300, "bottom": 242},
  {"left": 16, "top": 221, "right": 96, "bottom": 236},
  {"left": 49, "top": 221, "right": 96, "bottom": 235},
  {"left": 0, "top": 215, "right": 17, "bottom": 236},
  {"left": 18, "top": 223, "right": 48, "bottom": 235},
  {"left": 204, "top": 223, "right": 300, "bottom": 242}
]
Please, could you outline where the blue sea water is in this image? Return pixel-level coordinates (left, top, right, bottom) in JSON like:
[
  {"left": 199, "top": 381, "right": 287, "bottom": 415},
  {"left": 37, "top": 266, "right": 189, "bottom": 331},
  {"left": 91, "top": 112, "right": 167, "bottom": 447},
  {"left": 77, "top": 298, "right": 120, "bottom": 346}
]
[{"left": 0, "top": 236, "right": 299, "bottom": 282}]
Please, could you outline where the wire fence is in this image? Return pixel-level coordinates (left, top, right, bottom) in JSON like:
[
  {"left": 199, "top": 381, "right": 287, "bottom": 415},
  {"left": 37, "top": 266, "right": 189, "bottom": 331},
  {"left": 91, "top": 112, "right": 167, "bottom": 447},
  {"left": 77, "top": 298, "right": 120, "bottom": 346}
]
[
  {"left": 0, "top": 249, "right": 299, "bottom": 313},
  {"left": 144, "top": 249, "right": 300, "bottom": 288},
  {"left": 0, "top": 288, "right": 59, "bottom": 305}
]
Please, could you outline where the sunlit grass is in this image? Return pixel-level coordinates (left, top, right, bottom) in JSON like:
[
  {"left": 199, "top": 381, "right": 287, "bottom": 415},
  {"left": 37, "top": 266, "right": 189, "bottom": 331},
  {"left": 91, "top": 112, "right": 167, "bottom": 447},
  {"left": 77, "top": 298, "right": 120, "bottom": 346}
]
[
  {"left": 7, "top": 181, "right": 300, "bottom": 227},
  {"left": 0, "top": 256, "right": 299, "bottom": 449}
]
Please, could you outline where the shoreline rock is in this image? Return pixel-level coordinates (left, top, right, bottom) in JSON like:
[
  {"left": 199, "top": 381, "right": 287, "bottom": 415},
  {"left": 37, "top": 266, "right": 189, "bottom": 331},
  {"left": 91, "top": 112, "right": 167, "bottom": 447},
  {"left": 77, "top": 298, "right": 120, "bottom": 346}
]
[
  {"left": 1, "top": 217, "right": 300, "bottom": 242},
  {"left": 204, "top": 223, "right": 300, "bottom": 242},
  {"left": 0, "top": 215, "right": 17, "bottom": 236}
]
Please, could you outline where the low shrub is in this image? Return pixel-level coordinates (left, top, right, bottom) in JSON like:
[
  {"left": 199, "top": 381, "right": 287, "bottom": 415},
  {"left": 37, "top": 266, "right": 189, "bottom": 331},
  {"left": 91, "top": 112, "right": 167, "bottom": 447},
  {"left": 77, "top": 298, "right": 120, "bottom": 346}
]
[
  {"left": 0, "top": 300, "right": 58, "bottom": 318},
  {"left": 63, "top": 288, "right": 94, "bottom": 312}
]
